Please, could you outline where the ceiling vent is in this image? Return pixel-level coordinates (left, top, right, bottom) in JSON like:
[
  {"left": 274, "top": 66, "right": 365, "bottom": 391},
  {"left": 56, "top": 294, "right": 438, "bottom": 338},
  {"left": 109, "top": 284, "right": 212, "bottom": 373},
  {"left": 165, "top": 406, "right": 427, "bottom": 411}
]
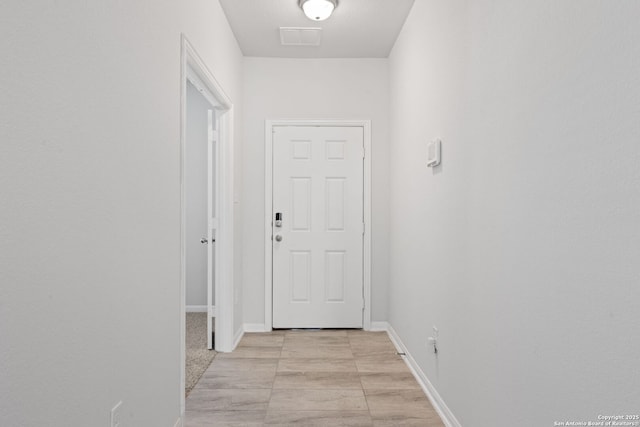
[{"left": 279, "top": 27, "right": 322, "bottom": 46}]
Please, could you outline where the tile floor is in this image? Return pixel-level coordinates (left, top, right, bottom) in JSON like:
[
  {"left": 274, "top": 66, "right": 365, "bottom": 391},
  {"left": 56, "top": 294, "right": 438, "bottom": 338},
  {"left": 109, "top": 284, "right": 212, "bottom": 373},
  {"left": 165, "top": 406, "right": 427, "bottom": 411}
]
[{"left": 185, "top": 329, "right": 445, "bottom": 426}]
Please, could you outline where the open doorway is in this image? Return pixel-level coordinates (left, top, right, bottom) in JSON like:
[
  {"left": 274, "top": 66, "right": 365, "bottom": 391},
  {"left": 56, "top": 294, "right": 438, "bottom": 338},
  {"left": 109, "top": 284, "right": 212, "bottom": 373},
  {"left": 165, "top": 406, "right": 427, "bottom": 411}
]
[
  {"left": 180, "top": 34, "right": 235, "bottom": 416},
  {"left": 184, "top": 78, "right": 218, "bottom": 395}
]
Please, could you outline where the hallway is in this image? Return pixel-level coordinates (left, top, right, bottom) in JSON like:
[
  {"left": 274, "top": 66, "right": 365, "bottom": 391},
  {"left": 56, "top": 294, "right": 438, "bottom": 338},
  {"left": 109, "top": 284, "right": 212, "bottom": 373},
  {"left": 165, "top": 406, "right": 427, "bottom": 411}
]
[
  {"left": 185, "top": 330, "right": 445, "bottom": 426},
  {"left": 4, "top": 1, "right": 639, "bottom": 425}
]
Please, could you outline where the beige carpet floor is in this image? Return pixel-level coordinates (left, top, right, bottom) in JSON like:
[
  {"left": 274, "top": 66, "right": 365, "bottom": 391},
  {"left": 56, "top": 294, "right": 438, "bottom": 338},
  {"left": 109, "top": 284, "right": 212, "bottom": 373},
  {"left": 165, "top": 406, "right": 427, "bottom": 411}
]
[{"left": 185, "top": 313, "right": 216, "bottom": 396}]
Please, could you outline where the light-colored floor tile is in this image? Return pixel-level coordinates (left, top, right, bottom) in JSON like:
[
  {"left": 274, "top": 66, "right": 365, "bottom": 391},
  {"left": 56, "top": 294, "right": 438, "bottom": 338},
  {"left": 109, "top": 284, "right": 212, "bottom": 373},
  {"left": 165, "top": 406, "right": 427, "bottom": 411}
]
[
  {"left": 372, "top": 414, "right": 445, "bottom": 427},
  {"left": 285, "top": 330, "right": 349, "bottom": 338},
  {"left": 269, "top": 389, "right": 368, "bottom": 411},
  {"left": 364, "top": 389, "right": 437, "bottom": 419},
  {"left": 185, "top": 410, "right": 267, "bottom": 426},
  {"left": 347, "top": 329, "right": 386, "bottom": 335},
  {"left": 186, "top": 389, "right": 272, "bottom": 411},
  {"left": 277, "top": 358, "right": 357, "bottom": 372},
  {"left": 284, "top": 333, "right": 349, "bottom": 344},
  {"left": 273, "top": 371, "right": 362, "bottom": 389},
  {"left": 196, "top": 370, "right": 276, "bottom": 389},
  {"left": 255, "top": 330, "right": 287, "bottom": 335},
  {"left": 281, "top": 345, "right": 353, "bottom": 359},
  {"left": 355, "top": 356, "right": 410, "bottom": 373},
  {"left": 351, "top": 347, "right": 398, "bottom": 360},
  {"left": 349, "top": 334, "right": 397, "bottom": 357},
  {"left": 185, "top": 330, "right": 445, "bottom": 427},
  {"left": 264, "top": 410, "right": 373, "bottom": 426},
  {"left": 351, "top": 347, "right": 399, "bottom": 359},
  {"left": 347, "top": 332, "right": 393, "bottom": 343},
  {"left": 216, "top": 345, "right": 282, "bottom": 359},
  {"left": 359, "top": 372, "right": 421, "bottom": 390},
  {"left": 349, "top": 339, "right": 397, "bottom": 351},
  {"left": 239, "top": 333, "right": 285, "bottom": 347},
  {"left": 209, "top": 357, "right": 279, "bottom": 372},
  {"left": 349, "top": 332, "right": 398, "bottom": 359},
  {"left": 283, "top": 336, "right": 351, "bottom": 349}
]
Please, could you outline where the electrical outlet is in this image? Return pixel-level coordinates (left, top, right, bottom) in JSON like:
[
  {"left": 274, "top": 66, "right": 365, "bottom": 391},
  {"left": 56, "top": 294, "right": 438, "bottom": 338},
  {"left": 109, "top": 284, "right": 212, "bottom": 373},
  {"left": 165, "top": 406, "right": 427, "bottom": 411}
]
[{"left": 110, "top": 401, "right": 123, "bottom": 427}]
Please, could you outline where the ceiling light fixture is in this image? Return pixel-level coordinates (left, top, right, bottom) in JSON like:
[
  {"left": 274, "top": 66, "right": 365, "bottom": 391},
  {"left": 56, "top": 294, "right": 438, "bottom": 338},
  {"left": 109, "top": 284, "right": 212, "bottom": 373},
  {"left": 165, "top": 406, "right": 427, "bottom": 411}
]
[{"left": 299, "top": 0, "right": 338, "bottom": 21}]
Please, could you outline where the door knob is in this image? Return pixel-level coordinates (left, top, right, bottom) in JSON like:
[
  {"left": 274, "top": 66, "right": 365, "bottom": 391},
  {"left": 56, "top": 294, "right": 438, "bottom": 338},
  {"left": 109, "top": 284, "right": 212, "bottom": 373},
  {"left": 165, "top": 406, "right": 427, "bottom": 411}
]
[
  {"left": 200, "top": 237, "right": 208, "bottom": 244},
  {"left": 275, "top": 235, "right": 283, "bottom": 242}
]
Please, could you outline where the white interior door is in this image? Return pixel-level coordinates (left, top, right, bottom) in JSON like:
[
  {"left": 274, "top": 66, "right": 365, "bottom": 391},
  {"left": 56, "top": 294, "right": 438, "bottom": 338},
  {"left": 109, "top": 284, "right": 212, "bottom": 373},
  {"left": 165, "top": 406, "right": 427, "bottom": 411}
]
[
  {"left": 272, "top": 126, "right": 364, "bottom": 328},
  {"left": 185, "top": 81, "right": 209, "bottom": 312},
  {"left": 207, "top": 109, "right": 219, "bottom": 349}
]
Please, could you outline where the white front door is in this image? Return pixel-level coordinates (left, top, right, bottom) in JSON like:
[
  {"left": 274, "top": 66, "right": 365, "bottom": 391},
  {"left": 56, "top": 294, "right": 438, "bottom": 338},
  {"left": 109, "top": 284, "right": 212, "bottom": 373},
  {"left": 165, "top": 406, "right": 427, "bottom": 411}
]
[{"left": 272, "top": 126, "right": 364, "bottom": 328}]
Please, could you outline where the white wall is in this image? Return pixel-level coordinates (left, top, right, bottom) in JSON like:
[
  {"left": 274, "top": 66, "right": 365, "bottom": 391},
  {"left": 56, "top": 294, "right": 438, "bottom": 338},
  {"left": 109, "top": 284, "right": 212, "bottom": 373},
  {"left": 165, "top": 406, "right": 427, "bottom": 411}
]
[
  {"left": 388, "top": 1, "right": 640, "bottom": 426},
  {"left": 242, "top": 58, "right": 390, "bottom": 326},
  {"left": 0, "top": 1, "right": 243, "bottom": 426}
]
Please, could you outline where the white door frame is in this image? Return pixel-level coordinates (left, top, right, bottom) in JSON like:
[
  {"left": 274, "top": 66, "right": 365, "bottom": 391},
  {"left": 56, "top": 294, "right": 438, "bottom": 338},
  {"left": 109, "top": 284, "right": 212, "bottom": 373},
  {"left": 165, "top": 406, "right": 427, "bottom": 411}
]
[
  {"left": 205, "top": 109, "right": 219, "bottom": 351},
  {"left": 264, "top": 119, "right": 372, "bottom": 331},
  {"left": 180, "top": 34, "right": 235, "bottom": 415}
]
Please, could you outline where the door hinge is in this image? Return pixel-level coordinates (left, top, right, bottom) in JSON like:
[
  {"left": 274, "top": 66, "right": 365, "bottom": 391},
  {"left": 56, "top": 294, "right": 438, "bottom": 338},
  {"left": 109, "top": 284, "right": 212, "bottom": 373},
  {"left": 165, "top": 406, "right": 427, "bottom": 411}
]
[
  {"left": 361, "top": 146, "right": 365, "bottom": 159},
  {"left": 362, "top": 222, "right": 365, "bottom": 235},
  {"left": 362, "top": 297, "right": 365, "bottom": 310}
]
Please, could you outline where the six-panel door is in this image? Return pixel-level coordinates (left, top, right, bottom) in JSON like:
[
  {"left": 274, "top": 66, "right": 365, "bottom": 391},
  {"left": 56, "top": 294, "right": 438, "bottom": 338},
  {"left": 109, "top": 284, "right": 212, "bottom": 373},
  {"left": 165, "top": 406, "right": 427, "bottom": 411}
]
[{"left": 272, "top": 126, "right": 364, "bottom": 328}]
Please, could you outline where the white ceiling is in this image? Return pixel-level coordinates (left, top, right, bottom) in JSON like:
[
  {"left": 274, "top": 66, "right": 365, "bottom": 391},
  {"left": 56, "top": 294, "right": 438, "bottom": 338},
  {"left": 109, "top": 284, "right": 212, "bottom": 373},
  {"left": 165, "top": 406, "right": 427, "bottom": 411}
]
[{"left": 219, "top": 0, "right": 415, "bottom": 58}]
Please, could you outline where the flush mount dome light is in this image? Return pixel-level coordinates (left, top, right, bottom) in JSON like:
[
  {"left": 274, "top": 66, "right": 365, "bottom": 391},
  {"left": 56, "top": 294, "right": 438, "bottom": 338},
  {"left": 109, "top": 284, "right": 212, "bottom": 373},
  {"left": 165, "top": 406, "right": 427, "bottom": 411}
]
[{"left": 299, "top": 0, "right": 338, "bottom": 21}]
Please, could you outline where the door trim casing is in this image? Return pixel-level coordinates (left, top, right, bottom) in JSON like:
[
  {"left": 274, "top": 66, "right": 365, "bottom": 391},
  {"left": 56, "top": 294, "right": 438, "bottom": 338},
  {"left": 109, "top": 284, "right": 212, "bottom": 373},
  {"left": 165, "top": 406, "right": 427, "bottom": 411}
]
[
  {"left": 180, "top": 33, "right": 235, "bottom": 417},
  {"left": 264, "top": 119, "right": 372, "bottom": 331}
]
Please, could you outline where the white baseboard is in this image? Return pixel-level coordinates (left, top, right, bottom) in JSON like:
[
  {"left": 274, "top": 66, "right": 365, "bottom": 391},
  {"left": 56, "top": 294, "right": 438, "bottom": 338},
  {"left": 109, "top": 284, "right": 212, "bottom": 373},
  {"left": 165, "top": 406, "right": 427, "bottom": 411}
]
[
  {"left": 386, "top": 324, "right": 462, "bottom": 427},
  {"left": 233, "top": 326, "right": 244, "bottom": 350},
  {"left": 243, "top": 323, "right": 268, "bottom": 332},
  {"left": 186, "top": 305, "right": 207, "bottom": 313},
  {"left": 369, "top": 321, "right": 390, "bottom": 331}
]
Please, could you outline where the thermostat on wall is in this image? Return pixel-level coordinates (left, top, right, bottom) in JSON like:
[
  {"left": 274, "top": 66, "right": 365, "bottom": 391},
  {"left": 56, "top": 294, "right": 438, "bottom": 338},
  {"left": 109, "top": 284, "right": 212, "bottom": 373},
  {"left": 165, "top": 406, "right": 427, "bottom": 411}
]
[{"left": 427, "top": 139, "right": 441, "bottom": 167}]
